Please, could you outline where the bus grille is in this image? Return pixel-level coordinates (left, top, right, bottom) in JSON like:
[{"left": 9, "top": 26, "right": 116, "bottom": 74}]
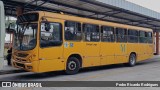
[
  {"left": 17, "top": 53, "right": 28, "bottom": 58},
  {"left": 16, "top": 63, "right": 25, "bottom": 68},
  {"left": 15, "top": 58, "right": 27, "bottom": 62}
]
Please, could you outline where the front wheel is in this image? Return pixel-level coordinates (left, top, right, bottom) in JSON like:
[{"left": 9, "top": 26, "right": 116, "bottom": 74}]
[{"left": 65, "top": 57, "right": 80, "bottom": 75}]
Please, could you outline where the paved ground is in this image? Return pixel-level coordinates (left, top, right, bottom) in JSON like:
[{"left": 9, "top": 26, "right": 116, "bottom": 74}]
[
  {"left": 0, "top": 56, "right": 160, "bottom": 90},
  {"left": 0, "top": 60, "right": 25, "bottom": 75}
]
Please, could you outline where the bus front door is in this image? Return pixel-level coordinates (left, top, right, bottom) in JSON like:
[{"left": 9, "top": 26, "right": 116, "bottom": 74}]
[{"left": 38, "top": 19, "right": 64, "bottom": 72}]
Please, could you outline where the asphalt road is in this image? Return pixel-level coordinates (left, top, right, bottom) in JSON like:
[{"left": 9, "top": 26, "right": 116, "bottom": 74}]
[{"left": 0, "top": 56, "right": 160, "bottom": 90}]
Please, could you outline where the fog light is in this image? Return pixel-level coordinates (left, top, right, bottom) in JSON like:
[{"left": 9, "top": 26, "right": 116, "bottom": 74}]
[{"left": 27, "top": 66, "right": 32, "bottom": 70}]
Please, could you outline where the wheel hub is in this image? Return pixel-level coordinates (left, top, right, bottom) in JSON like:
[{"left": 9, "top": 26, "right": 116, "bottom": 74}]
[{"left": 68, "top": 61, "right": 76, "bottom": 70}]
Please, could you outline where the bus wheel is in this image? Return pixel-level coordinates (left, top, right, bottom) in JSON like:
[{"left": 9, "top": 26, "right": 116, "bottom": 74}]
[
  {"left": 128, "top": 53, "right": 136, "bottom": 67},
  {"left": 65, "top": 57, "right": 80, "bottom": 75}
]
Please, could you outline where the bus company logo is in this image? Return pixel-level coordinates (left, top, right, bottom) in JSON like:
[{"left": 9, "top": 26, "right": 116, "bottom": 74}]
[
  {"left": 64, "top": 42, "right": 69, "bottom": 48},
  {"left": 70, "top": 43, "right": 74, "bottom": 47},
  {"left": 2, "top": 82, "right": 11, "bottom": 87},
  {"left": 1, "top": 82, "right": 42, "bottom": 87}
]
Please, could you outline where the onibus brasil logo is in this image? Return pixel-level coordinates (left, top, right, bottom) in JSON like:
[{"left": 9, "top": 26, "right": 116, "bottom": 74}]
[{"left": 1, "top": 82, "right": 42, "bottom": 87}]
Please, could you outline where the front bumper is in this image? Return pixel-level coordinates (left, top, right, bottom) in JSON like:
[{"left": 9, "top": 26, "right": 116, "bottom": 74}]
[{"left": 12, "top": 59, "right": 39, "bottom": 72}]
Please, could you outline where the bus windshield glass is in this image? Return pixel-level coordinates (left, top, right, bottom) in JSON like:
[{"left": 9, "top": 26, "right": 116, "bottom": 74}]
[{"left": 14, "top": 23, "right": 37, "bottom": 50}]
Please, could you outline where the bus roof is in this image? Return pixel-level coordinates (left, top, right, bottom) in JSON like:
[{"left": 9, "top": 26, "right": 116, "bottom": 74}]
[{"left": 29, "top": 11, "right": 152, "bottom": 32}]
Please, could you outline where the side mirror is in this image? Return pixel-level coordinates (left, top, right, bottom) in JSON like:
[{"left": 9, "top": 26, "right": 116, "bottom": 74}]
[
  {"left": 44, "top": 22, "right": 51, "bottom": 32},
  {"left": 6, "top": 23, "right": 16, "bottom": 33}
]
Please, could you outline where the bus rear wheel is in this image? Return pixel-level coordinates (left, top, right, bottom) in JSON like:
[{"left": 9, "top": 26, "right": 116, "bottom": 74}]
[
  {"left": 65, "top": 57, "right": 80, "bottom": 75},
  {"left": 125, "top": 53, "right": 136, "bottom": 67}
]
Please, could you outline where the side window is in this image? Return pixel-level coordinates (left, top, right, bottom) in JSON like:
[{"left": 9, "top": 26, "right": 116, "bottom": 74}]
[
  {"left": 101, "top": 26, "right": 115, "bottom": 42},
  {"left": 128, "top": 29, "right": 138, "bottom": 43},
  {"left": 40, "top": 22, "right": 62, "bottom": 47},
  {"left": 83, "top": 24, "right": 100, "bottom": 42},
  {"left": 148, "top": 32, "right": 153, "bottom": 43},
  {"left": 139, "top": 31, "right": 147, "bottom": 43},
  {"left": 116, "top": 28, "right": 127, "bottom": 42},
  {"left": 65, "top": 21, "right": 81, "bottom": 41}
]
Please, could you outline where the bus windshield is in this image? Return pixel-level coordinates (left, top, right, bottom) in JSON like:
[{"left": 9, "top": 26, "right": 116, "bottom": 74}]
[{"left": 14, "top": 23, "right": 37, "bottom": 50}]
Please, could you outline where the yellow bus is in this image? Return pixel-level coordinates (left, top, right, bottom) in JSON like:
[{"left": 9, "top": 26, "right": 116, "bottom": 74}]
[{"left": 11, "top": 11, "right": 154, "bottom": 74}]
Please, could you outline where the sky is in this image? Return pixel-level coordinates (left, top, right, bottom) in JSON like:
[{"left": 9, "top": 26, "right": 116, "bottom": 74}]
[{"left": 126, "top": 0, "right": 160, "bottom": 13}]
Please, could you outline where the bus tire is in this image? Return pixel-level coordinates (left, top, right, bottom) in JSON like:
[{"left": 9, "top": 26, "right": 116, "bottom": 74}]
[
  {"left": 128, "top": 53, "right": 136, "bottom": 67},
  {"left": 65, "top": 57, "right": 80, "bottom": 75}
]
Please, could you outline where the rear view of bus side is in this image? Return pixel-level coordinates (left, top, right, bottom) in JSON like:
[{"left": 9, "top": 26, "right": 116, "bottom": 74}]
[{"left": 12, "top": 11, "right": 154, "bottom": 74}]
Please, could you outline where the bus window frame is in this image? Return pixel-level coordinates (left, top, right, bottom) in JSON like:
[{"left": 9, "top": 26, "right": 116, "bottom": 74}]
[
  {"left": 101, "top": 25, "right": 115, "bottom": 42},
  {"left": 139, "top": 31, "right": 148, "bottom": 44},
  {"left": 115, "top": 27, "right": 127, "bottom": 43},
  {"left": 128, "top": 29, "right": 139, "bottom": 43},
  {"left": 83, "top": 23, "right": 100, "bottom": 42},
  {"left": 64, "top": 20, "right": 82, "bottom": 42},
  {"left": 147, "top": 32, "right": 153, "bottom": 44},
  {"left": 40, "top": 21, "right": 63, "bottom": 48}
]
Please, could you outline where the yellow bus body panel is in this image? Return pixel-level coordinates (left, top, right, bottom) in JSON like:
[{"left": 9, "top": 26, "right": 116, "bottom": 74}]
[{"left": 12, "top": 11, "right": 154, "bottom": 73}]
